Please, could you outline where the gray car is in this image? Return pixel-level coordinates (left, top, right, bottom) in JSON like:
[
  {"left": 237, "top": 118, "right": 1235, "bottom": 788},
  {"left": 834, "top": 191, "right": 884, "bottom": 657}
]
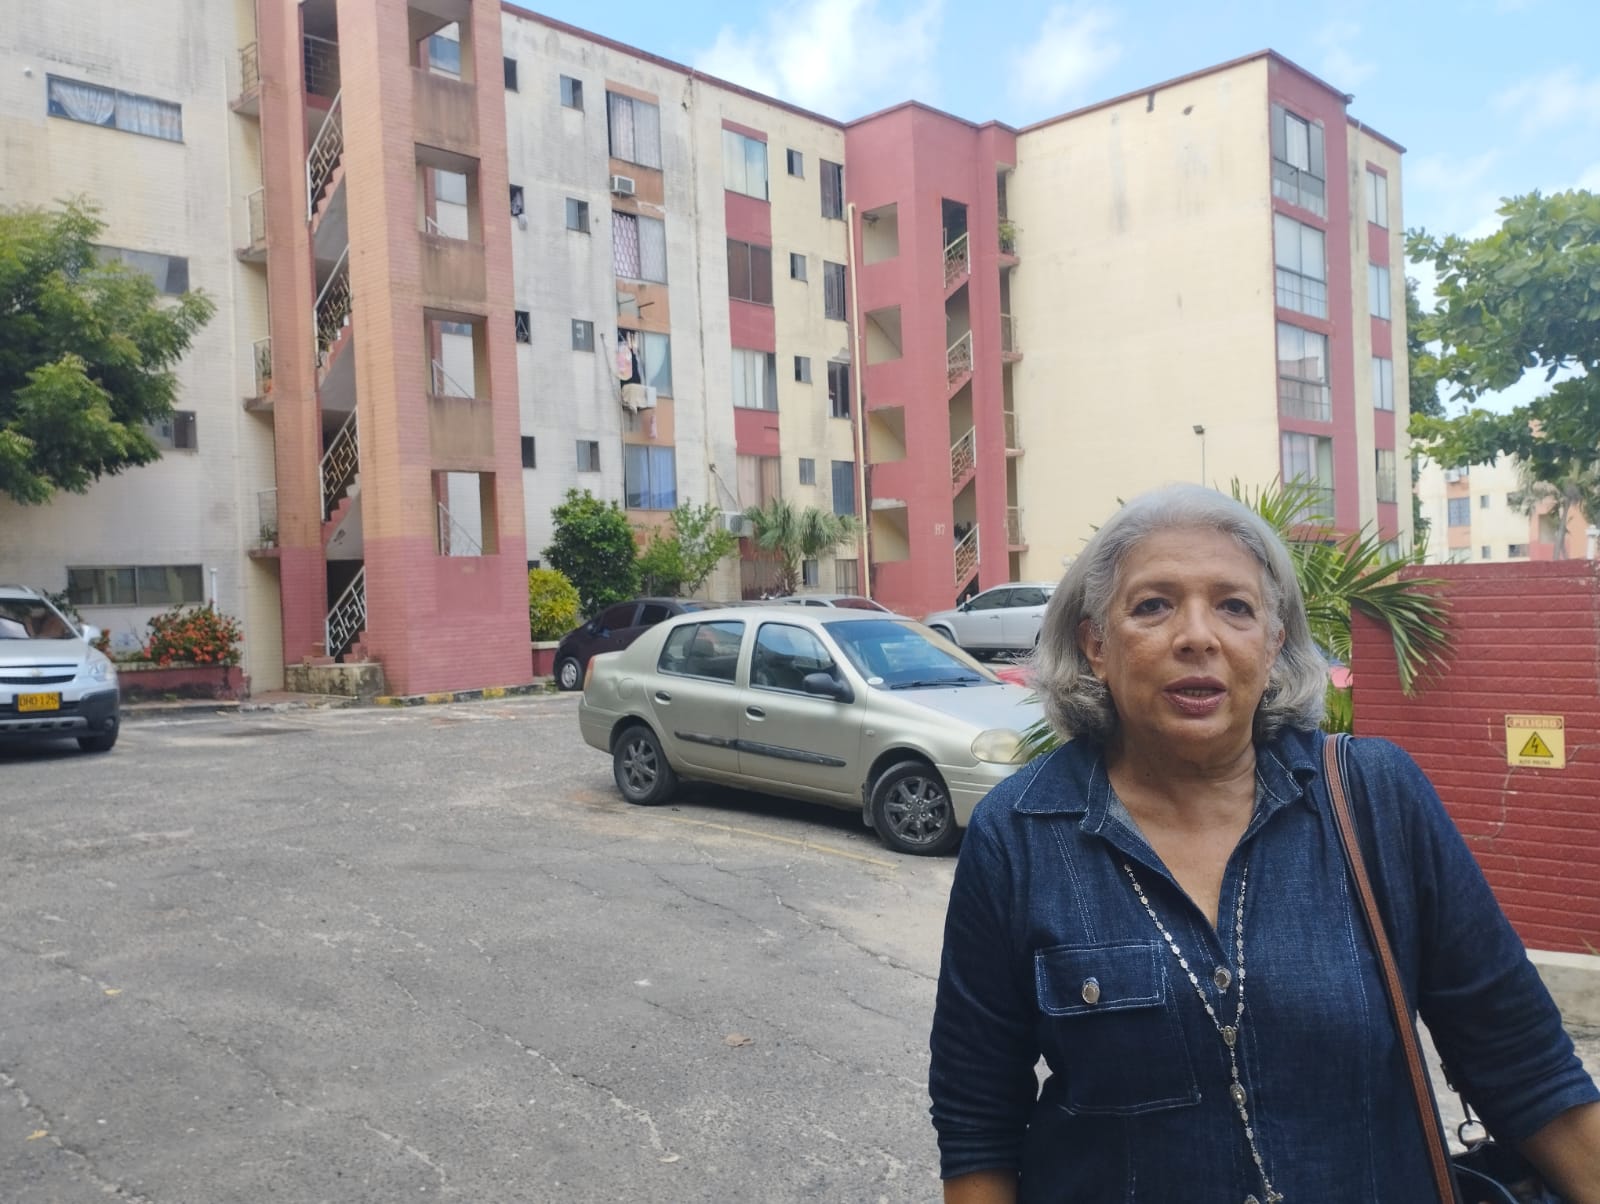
[
  {"left": 578, "top": 606, "right": 1042, "bottom": 855},
  {"left": 922, "top": 581, "right": 1057, "bottom": 657},
  {"left": 0, "top": 585, "right": 121, "bottom": 753}
]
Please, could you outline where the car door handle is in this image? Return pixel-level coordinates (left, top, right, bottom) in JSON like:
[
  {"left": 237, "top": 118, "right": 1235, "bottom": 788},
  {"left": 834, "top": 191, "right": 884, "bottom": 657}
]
[
  {"left": 746, "top": 706, "right": 766, "bottom": 719},
  {"left": 655, "top": 691, "right": 672, "bottom": 703}
]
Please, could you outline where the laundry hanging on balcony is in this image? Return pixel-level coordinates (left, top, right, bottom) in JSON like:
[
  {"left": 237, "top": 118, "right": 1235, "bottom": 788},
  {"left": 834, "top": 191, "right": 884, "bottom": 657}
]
[{"left": 613, "top": 335, "right": 642, "bottom": 384}]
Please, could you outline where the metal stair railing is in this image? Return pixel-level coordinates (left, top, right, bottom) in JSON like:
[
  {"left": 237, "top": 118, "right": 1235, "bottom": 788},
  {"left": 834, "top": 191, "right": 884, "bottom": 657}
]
[
  {"left": 314, "top": 246, "right": 352, "bottom": 366},
  {"left": 943, "top": 232, "right": 970, "bottom": 288},
  {"left": 305, "top": 89, "right": 344, "bottom": 219},
  {"left": 320, "top": 410, "right": 359, "bottom": 520},
  {"left": 946, "top": 331, "right": 973, "bottom": 387},
  {"left": 1007, "top": 506, "right": 1023, "bottom": 546},
  {"left": 437, "top": 501, "right": 483, "bottom": 557},
  {"left": 325, "top": 566, "right": 366, "bottom": 662},
  {"left": 950, "top": 426, "right": 976, "bottom": 487},
  {"left": 954, "top": 525, "right": 979, "bottom": 584}
]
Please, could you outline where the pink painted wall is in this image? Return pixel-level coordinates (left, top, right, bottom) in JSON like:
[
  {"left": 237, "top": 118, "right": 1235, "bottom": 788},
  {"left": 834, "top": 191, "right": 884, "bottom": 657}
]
[{"left": 724, "top": 142, "right": 777, "bottom": 452}]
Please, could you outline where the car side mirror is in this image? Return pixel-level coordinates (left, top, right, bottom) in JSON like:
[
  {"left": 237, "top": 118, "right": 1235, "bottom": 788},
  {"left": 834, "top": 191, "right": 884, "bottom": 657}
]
[
  {"left": 802, "top": 672, "right": 852, "bottom": 703},
  {"left": 958, "top": 601, "right": 971, "bottom": 613},
  {"left": 81, "top": 624, "right": 102, "bottom": 645}
]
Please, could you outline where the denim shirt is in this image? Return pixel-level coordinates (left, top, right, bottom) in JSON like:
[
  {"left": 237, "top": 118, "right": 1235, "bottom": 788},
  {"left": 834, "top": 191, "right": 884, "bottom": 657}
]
[{"left": 930, "top": 726, "right": 1598, "bottom": 1202}]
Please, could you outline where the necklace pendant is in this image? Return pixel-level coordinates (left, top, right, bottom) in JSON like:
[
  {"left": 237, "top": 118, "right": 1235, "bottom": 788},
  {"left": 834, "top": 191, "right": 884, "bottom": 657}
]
[{"left": 1221, "top": 1025, "right": 1237, "bottom": 1048}]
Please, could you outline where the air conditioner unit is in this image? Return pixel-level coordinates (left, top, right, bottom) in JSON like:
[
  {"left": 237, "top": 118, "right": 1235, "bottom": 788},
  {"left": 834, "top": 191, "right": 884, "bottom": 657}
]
[
  {"left": 718, "top": 510, "right": 753, "bottom": 537},
  {"left": 1443, "top": 468, "right": 1463, "bottom": 483},
  {"left": 609, "top": 174, "right": 636, "bottom": 197}
]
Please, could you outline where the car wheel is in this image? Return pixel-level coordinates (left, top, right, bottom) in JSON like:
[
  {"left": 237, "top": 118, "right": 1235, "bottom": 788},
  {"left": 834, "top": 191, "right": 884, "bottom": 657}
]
[
  {"left": 929, "top": 625, "right": 956, "bottom": 645},
  {"left": 555, "top": 656, "right": 583, "bottom": 691},
  {"left": 78, "top": 726, "right": 118, "bottom": 753},
  {"left": 869, "top": 760, "right": 959, "bottom": 856},
  {"left": 612, "top": 724, "right": 677, "bottom": 806}
]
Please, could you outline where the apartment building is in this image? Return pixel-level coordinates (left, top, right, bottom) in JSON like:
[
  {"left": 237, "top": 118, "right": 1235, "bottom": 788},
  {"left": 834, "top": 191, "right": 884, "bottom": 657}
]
[{"left": 1417, "top": 457, "right": 1594, "bottom": 563}]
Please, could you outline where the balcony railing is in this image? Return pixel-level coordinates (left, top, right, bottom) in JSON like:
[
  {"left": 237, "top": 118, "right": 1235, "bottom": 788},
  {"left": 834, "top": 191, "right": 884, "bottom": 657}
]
[
  {"left": 241, "top": 186, "right": 266, "bottom": 253},
  {"left": 946, "top": 331, "right": 973, "bottom": 386},
  {"left": 1000, "top": 313, "right": 1021, "bottom": 356},
  {"left": 320, "top": 410, "right": 359, "bottom": 520},
  {"left": 999, "top": 221, "right": 1018, "bottom": 256},
  {"left": 326, "top": 567, "right": 366, "bottom": 662},
  {"left": 954, "top": 525, "right": 979, "bottom": 584},
  {"left": 1287, "top": 483, "right": 1336, "bottom": 525},
  {"left": 1006, "top": 506, "right": 1024, "bottom": 546},
  {"left": 237, "top": 41, "right": 260, "bottom": 100},
  {"left": 1003, "top": 408, "right": 1019, "bottom": 450},
  {"left": 252, "top": 337, "right": 273, "bottom": 398},
  {"left": 430, "top": 358, "right": 473, "bottom": 398},
  {"left": 256, "top": 488, "right": 278, "bottom": 548},
  {"left": 437, "top": 501, "right": 483, "bottom": 557},
  {"left": 306, "top": 90, "right": 344, "bottom": 218},
  {"left": 950, "top": 427, "right": 976, "bottom": 487},
  {"left": 304, "top": 34, "right": 341, "bottom": 99},
  {"left": 314, "top": 247, "right": 351, "bottom": 366},
  {"left": 943, "top": 232, "right": 970, "bottom": 288}
]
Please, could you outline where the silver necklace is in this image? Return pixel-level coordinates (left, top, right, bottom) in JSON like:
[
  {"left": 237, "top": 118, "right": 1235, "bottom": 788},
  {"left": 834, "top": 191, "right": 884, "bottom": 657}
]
[{"left": 1122, "top": 861, "right": 1283, "bottom": 1204}]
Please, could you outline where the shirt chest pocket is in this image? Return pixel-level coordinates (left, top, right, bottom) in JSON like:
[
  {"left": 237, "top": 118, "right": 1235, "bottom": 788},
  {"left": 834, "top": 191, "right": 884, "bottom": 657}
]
[{"left": 1034, "top": 940, "right": 1200, "bottom": 1117}]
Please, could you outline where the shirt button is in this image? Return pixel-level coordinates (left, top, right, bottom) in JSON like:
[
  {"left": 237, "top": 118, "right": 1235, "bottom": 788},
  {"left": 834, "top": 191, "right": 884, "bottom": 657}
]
[
  {"left": 1214, "top": 966, "right": 1232, "bottom": 991},
  {"left": 1080, "top": 977, "right": 1100, "bottom": 1005}
]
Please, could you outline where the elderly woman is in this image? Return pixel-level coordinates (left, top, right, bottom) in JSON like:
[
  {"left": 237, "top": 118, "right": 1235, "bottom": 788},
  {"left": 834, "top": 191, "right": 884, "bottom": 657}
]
[{"left": 930, "top": 484, "right": 1600, "bottom": 1203}]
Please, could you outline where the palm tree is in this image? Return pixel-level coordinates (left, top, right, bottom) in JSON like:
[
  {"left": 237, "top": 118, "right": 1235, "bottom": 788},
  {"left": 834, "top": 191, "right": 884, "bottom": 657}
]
[
  {"left": 743, "top": 497, "right": 861, "bottom": 595},
  {"left": 1508, "top": 456, "right": 1600, "bottom": 560}
]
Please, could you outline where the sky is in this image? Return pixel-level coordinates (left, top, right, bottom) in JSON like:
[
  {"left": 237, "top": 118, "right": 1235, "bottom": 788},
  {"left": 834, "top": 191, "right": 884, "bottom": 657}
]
[{"left": 514, "top": 0, "right": 1600, "bottom": 412}]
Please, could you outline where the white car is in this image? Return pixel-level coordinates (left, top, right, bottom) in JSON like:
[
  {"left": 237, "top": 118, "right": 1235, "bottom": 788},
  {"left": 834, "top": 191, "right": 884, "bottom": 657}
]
[
  {"left": 922, "top": 582, "right": 1056, "bottom": 657},
  {"left": 0, "top": 585, "right": 121, "bottom": 753}
]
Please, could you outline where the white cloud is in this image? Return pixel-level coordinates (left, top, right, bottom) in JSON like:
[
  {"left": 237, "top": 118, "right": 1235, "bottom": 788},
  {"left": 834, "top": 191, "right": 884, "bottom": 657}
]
[
  {"left": 1493, "top": 67, "right": 1600, "bottom": 132},
  {"left": 1008, "top": 6, "right": 1121, "bottom": 115},
  {"left": 693, "top": 0, "right": 943, "bottom": 118},
  {"left": 1315, "top": 20, "right": 1374, "bottom": 90}
]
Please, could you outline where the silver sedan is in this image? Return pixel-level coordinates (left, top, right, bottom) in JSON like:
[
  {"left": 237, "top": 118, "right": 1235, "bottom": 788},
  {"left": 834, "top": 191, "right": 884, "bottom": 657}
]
[{"left": 578, "top": 606, "right": 1043, "bottom": 855}]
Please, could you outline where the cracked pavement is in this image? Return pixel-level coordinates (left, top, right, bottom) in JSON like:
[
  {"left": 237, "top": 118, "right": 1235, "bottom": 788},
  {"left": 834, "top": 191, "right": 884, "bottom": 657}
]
[{"left": 0, "top": 695, "right": 956, "bottom": 1202}]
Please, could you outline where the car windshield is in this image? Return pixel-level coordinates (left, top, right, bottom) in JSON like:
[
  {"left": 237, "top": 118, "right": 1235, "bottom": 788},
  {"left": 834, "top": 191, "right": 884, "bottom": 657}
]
[
  {"left": 0, "top": 599, "right": 77, "bottom": 640},
  {"left": 824, "top": 619, "right": 994, "bottom": 689}
]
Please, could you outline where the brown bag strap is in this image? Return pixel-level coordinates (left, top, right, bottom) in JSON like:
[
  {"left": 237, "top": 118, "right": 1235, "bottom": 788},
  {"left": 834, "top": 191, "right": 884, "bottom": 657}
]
[{"left": 1323, "top": 733, "right": 1460, "bottom": 1204}]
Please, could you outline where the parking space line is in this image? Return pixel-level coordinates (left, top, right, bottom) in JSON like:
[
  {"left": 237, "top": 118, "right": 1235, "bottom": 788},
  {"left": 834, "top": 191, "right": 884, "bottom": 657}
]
[{"left": 657, "top": 814, "right": 899, "bottom": 869}]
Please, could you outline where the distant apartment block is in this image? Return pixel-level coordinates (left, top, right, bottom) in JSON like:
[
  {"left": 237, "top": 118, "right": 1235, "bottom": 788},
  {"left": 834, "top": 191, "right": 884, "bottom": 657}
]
[{"left": 1417, "top": 456, "right": 1594, "bottom": 563}]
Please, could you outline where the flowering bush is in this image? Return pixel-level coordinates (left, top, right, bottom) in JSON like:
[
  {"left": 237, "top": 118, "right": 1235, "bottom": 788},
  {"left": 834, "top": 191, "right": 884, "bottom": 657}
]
[{"left": 144, "top": 604, "right": 244, "bottom": 667}]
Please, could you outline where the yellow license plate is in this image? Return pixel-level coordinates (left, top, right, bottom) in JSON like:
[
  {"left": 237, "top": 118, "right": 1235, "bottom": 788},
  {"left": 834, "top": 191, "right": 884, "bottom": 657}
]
[{"left": 17, "top": 693, "right": 60, "bottom": 713}]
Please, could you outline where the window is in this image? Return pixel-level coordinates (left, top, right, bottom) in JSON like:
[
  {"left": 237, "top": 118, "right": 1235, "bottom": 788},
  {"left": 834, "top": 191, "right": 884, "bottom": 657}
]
[
  {"left": 790, "top": 252, "right": 807, "bottom": 281},
  {"left": 787, "top": 148, "right": 803, "bottom": 177},
  {"left": 800, "top": 559, "right": 820, "bottom": 588},
  {"left": 1375, "top": 448, "right": 1397, "bottom": 503},
  {"left": 799, "top": 457, "right": 816, "bottom": 486},
  {"left": 727, "top": 239, "right": 773, "bottom": 304},
  {"left": 606, "top": 92, "right": 661, "bottom": 169},
  {"left": 624, "top": 444, "right": 677, "bottom": 510},
  {"left": 576, "top": 439, "right": 601, "bottom": 472},
  {"left": 149, "top": 410, "right": 198, "bottom": 451},
  {"left": 1366, "top": 169, "right": 1389, "bottom": 229},
  {"left": 571, "top": 319, "right": 594, "bottom": 351},
  {"left": 736, "top": 454, "right": 781, "bottom": 509},
  {"left": 820, "top": 159, "right": 844, "bottom": 219},
  {"left": 515, "top": 310, "right": 531, "bottom": 343},
  {"left": 1508, "top": 543, "right": 1529, "bottom": 558},
  {"left": 1281, "top": 432, "right": 1334, "bottom": 517},
  {"left": 67, "top": 565, "right": 203, "bottom": 607},
  {"left": 823, "top": 261, "right": 847, "bottom": 320},
  {"left": 1372, "top": 356, "right": 1394, "bottom": 411},
  {"left": 722, "top": 129, "right": 769, "bottom": 199},
  {"left": 1447, "top": 497, "right": 1471, "bottom": 526},
  {"left": 509, "top": 185, "right": 525, "bottom": 217},
  {"left": 827, "top": 361, "right": 850, "bottom": 418},
  {"left": 1480, "top": 494, "right": 1491, "bottom": 509},
  {"left": 732, "top": 349, "right": 778, "bottom": 410},
  {"left": 47, "top": 76, "right": 182, "bottom": 142},
  {"left": 835, "top": 558, "right": 859, "bottom": 593},
  {"left": 1369, "top": 263, "right": 1392, "bottom": 319},
  {"left": 1274, "top": 214, "right": 1327, "bottom": 318},
  {"left": 562, "top": 197, "right": 590, "bottom": 234},
  {"left": 503, "top": 57, "right": 519, "bottom": 91},
  {"left": 521, "top": 436, "right": 536, "bottom": 468},
  {"left": 659, "top": 620, "right": 744, "bottom": 682},
  {"left": 968, "top": 589, "right": 1012, "bottom": 612},
  {"left": 792, "top": 356, "right": 811, "bottom": 384},
  {"left": 95, "top": 246, "right": 189, "bottom": 295},
  {"left": 753, "top": 622, "right": 835, "bottom": 689},
  {"left": 1481, "top": 545, "right": 1492, "bottom": 559},
  {"left": 639, "top": 332, "right": 672, "bottom": 396},
  {"left": 560, "top": 75, "right": 583, "bottom": 110},
  {"left": 427, "top": 33, "right": 461, "bottom": 76},
  {"left": 1270, "top": 103, "right": 1325, "bottom": 216},
  {"left": 613, "top": 211, "right": 668, "bottom": 282},
  {"left": 831, "top": 460, "right": 856, "bottom": 516},
  {"left": 1277, "top": 323, "right": 1329, "bottom": 421}
]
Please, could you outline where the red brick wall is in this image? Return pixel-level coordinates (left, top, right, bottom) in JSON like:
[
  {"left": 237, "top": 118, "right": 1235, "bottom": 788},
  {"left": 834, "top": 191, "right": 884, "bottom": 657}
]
[{"left": 1352, "top": 561, "right": 1600, "bottom": 953}]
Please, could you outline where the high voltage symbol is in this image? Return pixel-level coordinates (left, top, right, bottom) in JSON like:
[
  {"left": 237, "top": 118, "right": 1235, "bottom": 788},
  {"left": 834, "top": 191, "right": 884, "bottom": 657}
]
[{"left": 1518, "top": 732, "right": 1554, "bottom": 759}]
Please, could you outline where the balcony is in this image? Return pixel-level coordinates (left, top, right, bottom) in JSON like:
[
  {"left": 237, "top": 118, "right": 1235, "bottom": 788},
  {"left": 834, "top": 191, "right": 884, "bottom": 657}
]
[
  {"left": 418, "top": 233, "right": 487, "bottom": 305},
  {"left": 413, "top": 68, "right": 479, "bottom": 157},
  {"left": 1006, "top": 506, "right": 1026, "bottom": 549},
  {"left": 999, "top": 219, "right": 1019, "bottom": 259},
  {"left": 244, "top": 337, "right": 273, "bottom": 412},
  {"left": 1000, "top": 313, "right": 1022, "bottom": 361},
  {"left": 943, "top": 232, "right": 970, "bottom": 291},
  {"left": 946, "top": 331, "right": 973, "bottom": 389},
  {"left": 252, "top": 488, "right": 279, "bottom": 555},
  {"left": 232, "top": 42, "right": 261, "bottom": 115},
  {"left": 1004, "top": 408, "right": 1021, "bottom": 454},
  {"left": 237, "top": 187, "right": 267, "bottom": 262}
]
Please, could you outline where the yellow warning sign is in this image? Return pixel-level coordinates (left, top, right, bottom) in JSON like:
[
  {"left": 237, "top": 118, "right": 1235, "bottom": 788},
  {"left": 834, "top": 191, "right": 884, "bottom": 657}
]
[{"left": 1505, "top": 715, "right": 1565, "bottom": 769}]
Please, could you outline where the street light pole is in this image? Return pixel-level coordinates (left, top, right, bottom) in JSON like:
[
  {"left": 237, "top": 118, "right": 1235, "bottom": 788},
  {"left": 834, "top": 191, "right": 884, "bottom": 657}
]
[{"left": 1193, "top": 424, "right": 1206, "bottom": 484}]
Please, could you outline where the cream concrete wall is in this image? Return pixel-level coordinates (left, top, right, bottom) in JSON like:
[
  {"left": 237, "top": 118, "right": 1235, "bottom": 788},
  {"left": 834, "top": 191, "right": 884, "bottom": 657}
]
[
  {"left": 1009, "top": 59, "right": 1279, "bottom": 576},
  {"left": 0, "top": 0, "right": 283, "bottom": 688}
]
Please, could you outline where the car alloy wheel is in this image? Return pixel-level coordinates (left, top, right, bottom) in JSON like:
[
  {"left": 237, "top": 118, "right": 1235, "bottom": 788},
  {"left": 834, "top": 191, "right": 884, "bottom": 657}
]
[
  {"left": 612, "top": 724, "right": 677, "bottom": 806},
  {"left": 870, "top": 760, "right": 959, "bottom": 856},
  {"left": 556, "top": 657, "right": 583, "bottom": 691}
]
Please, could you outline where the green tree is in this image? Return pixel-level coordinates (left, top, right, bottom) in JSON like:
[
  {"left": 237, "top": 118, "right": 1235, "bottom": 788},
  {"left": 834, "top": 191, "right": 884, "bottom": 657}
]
[
  {"left": 742, "top": 497, "right": 860, "bottom": 596},
  {"left": 543, "top": 490, "right": 639, "bottom": 616},
  {"left": 0, "top": 198, "right": 215, "bottom": 505},
  {"left": 1406, "top": 276, "right": 1445, "bottom": 541},
  {"left": 1406, "top": 190, "right": 1600, "bottom": 485},
  {"left": 635, "top": 501, "right": 738, "bottom": 597}
]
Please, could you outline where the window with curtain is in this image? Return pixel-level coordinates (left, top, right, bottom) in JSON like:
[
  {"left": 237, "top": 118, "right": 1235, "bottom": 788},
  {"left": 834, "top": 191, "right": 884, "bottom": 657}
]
[
  {"left": 732, "top": 349, "right": 778, "bottom": 410},
  {"left": 727, "top": 239, "right": 773, "bottom": 303},
  {"left": 1274, "top": 214, "right": 1327, "bottom": 318},
  {"left": 835, "top": 558, "right": 859, "bottom": 593},
  {"left": 831, "top": 460, "right": 856, "bottom": 516},
  {"left": 1372, "top": 356, "right": 1394, "bottom": 411},
  {"left": 613, "top": 212, "right": 666, "bottom": 282},
  {"left": 799, "top": 458, "right": 816, "bottom": 486},
  {"left": 827, "top": 361, "right": 850, "bottom": 418},
  {"left": 1366, "top": 169, "right": 1389, "bottom": 228},
  {"left": 1375, "top": 448, "right": 1397, "bottom": 503},
  {"left": 607, "top": 92, "right": 662, "bottom": 168},
  {"left": 624, "top": 445, "right": 677, "bottom": 510},
  {"left": 1447, "top": 497, "right": 1470, "bottom": 526},
  {"left": 1270, "top": 104, "right": 1325, "bottom": 216},
  {"left": 820, "top": 160, "right": 844, "bottom": 218},
  {"left": 823, "top": 261, "right": 847, "bottom": 319},
  {"left": 736, "top": 454, "right": 781, "bottom": 510},
  {"left": 1276, "top": 323, "right": 1329, "bottom": 421},
  {"left": 67, "top": 565, "right": 203, "bottom": 606},
  {"left": 722, "top": 129, "right": 769, "bottom": 199},
  {"left": 640, "top": 332, "right": 672, "bottom": 395},
  {"left": 1281, "top": 432, "right": 1335, "bottom": 519},
  {"left": 1369, "top": 263, "right": 1392, "bottom": 319},
  {"left": 48, "top": 76, "right": 182, "bottom": 141}
]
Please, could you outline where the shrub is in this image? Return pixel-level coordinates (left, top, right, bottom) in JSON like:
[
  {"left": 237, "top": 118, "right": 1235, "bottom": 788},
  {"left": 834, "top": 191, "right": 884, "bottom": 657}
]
[
  {"left": 543, "top": 489, "right": 640, "bottom": 616},
  {"left": 144, "top": 604, "right": 244, "bottom": 667},
  {"left": 528, "top": 568, "right": 581, "bottom": 641}
]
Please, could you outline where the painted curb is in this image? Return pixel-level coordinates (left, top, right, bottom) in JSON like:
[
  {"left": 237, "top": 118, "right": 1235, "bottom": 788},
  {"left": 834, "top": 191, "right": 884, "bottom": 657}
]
[{"left": 373, "top": 682, "right": 553, "bottom": 707}]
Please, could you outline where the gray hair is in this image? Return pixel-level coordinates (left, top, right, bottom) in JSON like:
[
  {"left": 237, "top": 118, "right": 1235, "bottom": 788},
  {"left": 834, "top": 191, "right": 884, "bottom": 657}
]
[{"left": 1031, "top": 483, "right": 1326, "bottom": 744}]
